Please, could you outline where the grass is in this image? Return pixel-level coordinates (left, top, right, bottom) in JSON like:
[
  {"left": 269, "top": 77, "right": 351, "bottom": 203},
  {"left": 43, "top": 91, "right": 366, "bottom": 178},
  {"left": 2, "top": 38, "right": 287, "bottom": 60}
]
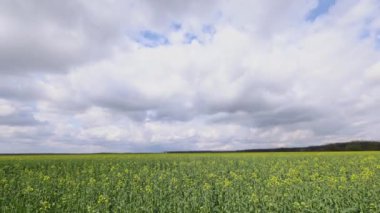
[{"left": 1, "top": 152, "right": 379, "bottom": 212}]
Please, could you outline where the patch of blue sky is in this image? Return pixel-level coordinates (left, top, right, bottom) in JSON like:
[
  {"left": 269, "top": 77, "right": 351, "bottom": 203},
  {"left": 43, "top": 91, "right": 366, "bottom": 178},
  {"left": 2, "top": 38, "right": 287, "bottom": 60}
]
[
  {"left": 184, "top": 32, "right": 198, "bottom": 44},
  {"left": 135, "top": 30, "right": 169, "bottom": 47},
  {"left": 306, "top": 0, "right": 336, "bottom": 22},
  {"left": 359, "top": 29, "right": 370, "bottom": 40},
  {"left": 202, "top": 24, "right": 216, "bottom": 35},
  {"left": 358, "top": 17, "right": 376, "bottom": 40},
  {"left": 375, "top": 31, "right": 380, "bottom": 50},
  {"left": 361, "top": 29, "right": 380, "bottom": 50},
  {"left": 170, "top": 22, "right": 182, "bottom": 31}
]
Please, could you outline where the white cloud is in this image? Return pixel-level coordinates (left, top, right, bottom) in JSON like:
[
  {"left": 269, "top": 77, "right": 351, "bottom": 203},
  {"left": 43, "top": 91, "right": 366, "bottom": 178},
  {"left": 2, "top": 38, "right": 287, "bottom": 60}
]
[
  {"left": 365, "top": 62, "right": 380, "bottom": 82},
  {"left": 1, "top": 0, "right": 380, "bottom": 152},
  {"left": 0, "top": 99, "right": 15, "bottom": 116}
]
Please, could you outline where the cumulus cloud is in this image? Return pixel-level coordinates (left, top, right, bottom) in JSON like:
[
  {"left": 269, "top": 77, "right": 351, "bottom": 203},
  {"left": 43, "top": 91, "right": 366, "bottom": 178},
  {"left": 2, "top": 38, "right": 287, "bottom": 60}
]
[{"left": 1, "top": 0, "right": 380, "bottom": 152}]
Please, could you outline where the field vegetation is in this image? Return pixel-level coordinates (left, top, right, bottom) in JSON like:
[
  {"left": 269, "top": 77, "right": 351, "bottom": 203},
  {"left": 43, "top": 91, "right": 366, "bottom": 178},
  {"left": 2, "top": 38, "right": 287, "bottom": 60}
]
[{"left": 1, "top": 152, "right": 379, "bottom": 212}]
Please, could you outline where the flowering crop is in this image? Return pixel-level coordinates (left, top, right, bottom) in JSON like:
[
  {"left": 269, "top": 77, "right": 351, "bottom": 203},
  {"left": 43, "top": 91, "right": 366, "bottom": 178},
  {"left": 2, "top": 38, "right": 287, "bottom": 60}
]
[{"left": 0, "top": 152, "right": 379, "bottom": 212}]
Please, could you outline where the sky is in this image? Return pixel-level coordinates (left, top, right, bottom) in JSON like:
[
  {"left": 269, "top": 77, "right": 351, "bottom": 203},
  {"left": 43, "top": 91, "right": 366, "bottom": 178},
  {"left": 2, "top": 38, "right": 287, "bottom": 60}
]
[{"left": 0, "top": 0, "right": 380, "bottom": 153}]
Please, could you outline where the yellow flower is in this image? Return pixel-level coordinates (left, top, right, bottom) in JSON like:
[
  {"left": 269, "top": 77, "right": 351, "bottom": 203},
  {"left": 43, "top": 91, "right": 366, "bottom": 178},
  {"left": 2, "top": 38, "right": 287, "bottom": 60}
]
[
  {"left": 223, "top": 179, "right": 231, "bottom": 188},
  {"left": 268, "top": 176, "right": 281, "bottom": 186},
  {"left": 250, "top": 193, "right": 259, "bottom": 203},
  {"left": 39, "top": 201, "right": 51, "bottom": 211},
  {"left": 88, "top": 177, "right": 96, "bottom": 185},
  {"left": 97, "top": 195, "right": 109, "bottom": 205},
  {"left": 23, "top": 186, "right": 34, "bottom": 194},
  {"left": 203, "top": 183, "right": 211, "bottom": 191},
  {"left": 145, "top": 185, "right": 153, "bottom": 193}
]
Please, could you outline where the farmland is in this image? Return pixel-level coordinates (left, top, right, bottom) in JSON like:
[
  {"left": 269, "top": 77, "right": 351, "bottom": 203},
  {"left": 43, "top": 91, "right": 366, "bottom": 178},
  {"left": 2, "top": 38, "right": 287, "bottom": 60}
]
[{"left": 1, "top": 152, "right": 380, "bottom": 212}]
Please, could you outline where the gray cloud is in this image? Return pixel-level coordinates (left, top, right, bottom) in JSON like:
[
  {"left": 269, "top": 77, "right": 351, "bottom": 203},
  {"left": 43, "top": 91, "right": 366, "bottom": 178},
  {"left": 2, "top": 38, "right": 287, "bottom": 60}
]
[
  {"left": 0, "top": 112, "right": 42, "bottom": 126},
  {"left": 1, "top": 0, "right": 380, "bottom": 152},
  {"left": 0, "top": 75, "right": 47, "bottom": 101},
  {"left": 0, "top": 0, "right": 131, "bottom": 73}
]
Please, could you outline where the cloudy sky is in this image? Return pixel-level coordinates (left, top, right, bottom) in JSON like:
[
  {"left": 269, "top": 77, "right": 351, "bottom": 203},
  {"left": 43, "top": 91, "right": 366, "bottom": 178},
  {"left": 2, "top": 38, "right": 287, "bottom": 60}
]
[{"left": 0, "top": 0, "right": 380, "bottom": 153}]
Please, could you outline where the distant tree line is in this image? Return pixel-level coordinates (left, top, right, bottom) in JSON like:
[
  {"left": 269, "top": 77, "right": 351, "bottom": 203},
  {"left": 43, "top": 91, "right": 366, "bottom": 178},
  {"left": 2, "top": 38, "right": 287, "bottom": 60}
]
[{"left": 167, "top": 141, "right": 380, "bottom": 153}]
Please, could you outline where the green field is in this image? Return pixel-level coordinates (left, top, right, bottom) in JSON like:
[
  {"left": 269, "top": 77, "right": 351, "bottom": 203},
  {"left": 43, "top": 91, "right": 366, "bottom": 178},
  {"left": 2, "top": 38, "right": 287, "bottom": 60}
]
[{"left": 1, "top": 152, "right": 380, "bottom": 212}]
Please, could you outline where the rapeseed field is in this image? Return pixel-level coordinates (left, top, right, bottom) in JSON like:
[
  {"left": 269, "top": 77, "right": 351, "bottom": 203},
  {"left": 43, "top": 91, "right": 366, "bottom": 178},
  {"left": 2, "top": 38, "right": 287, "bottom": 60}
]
[{"left": 0, "top": 152, "right": 379, "bottom": 212}]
